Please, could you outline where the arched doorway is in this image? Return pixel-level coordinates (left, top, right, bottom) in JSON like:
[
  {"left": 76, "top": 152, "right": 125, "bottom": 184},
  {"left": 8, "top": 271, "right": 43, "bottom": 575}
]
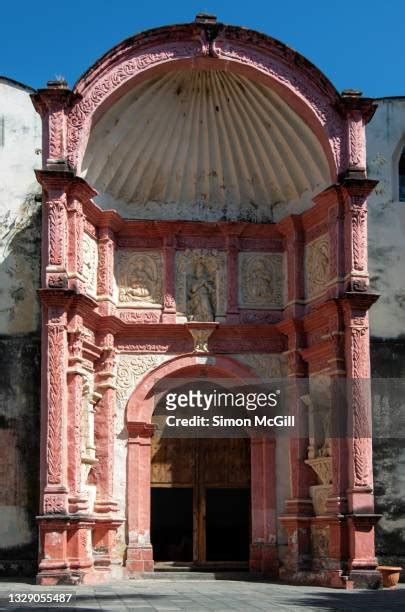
[{"left": 125, "top": 354, "right": 278, "bottom": 575}]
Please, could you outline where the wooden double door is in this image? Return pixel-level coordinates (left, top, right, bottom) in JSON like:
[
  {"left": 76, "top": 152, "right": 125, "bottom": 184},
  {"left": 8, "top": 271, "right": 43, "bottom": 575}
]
[{"left": 151, "top": 437, "right": 251, "bottom": 566}]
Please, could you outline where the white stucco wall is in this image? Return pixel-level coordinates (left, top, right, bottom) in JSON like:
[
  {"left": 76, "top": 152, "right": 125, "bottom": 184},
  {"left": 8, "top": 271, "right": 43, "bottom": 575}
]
[
  {"left": 367, "top": 98, "right": 405, "bottom": 339},
  {"left": 0, "top": 78, "right": 41, "bottom": 335}
]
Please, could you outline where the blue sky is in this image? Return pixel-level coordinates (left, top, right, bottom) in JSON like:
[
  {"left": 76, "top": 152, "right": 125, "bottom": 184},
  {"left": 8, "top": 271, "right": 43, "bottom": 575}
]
[{"left": 1, "top": 0, "right": 404, "bottom": 97}]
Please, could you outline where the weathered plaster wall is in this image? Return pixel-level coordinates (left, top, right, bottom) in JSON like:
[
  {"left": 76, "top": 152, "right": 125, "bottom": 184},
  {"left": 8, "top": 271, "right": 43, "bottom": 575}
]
[
  {"left": 0, "top": 78, "right": 41, "bottom": 573},
  {"left": 367, "top": 98, "right": 405, "bottom": 339},
  {"left": 367, "top": 98, "right": 405, "bottom": 568}
]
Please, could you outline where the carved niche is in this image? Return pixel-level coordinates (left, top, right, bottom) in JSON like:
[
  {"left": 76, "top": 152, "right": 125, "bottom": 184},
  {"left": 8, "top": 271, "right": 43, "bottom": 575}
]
[
  {"left": 239, "top": 252, "right": 284, "bottom": 309},
  {"left": 117, "top": 251, "right": 163, "bottom": 306},
  {"left": 176, "top": 249, "right": 226, "bottom": 321},
  {"left": 305, "top": 235, "right": 330, "bottom": 299},
  {"left": 82, "top": 232, "right": 98, "bottom": 296}
]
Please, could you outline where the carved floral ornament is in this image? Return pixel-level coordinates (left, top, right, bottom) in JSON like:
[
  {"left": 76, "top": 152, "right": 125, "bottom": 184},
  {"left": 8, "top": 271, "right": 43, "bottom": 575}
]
[
  {"left": 239, "top": 252, "right": 284, "bottom": 309},
  {"left": 116, "top": 354, "right": 170, "bottom": 404},
  {"left": 82, "top": 233, "right": 98, "bottom": 296},
  {"left": 118, "top": 251, "right": 163, "bottom": 306},
  {"left": 305, "top": 235, "right": 330, "bottom": 299}
]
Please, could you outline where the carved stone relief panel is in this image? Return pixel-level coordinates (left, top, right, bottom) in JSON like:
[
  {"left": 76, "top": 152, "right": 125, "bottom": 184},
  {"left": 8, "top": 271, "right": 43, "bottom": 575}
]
[
  {"left": 115, "top": 353, "right": 171, "bottom": 406},
  {"left": 305, "top": 235, "right": 330, "bottom": 299},
  {"left": 239, "top": 252, "right": 284, "bottom": 309},
  {"left": 114, "top": 353, "right": 173, "bottom": 516},
  {"left": 232, "top": 353, "right": 287, "bottom": 380},
  {"left": 82, "top": 232, "right": 98, "bottom": 296},
  {"left": 117, "top": 251, "right": 163, "bottom": 307},
  {"left": 176, "top": 249, "right": 226, "bottom": 321}
]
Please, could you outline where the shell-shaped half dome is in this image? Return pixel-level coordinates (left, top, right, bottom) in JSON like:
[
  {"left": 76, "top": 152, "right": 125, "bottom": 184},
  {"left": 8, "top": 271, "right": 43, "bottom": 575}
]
[{"left": 81, "top": 69, "right": 331, "bottom": 222}]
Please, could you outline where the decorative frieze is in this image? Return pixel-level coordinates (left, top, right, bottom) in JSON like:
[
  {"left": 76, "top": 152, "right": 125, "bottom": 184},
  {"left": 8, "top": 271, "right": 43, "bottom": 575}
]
[{"left": 239, "top": 252, "right": 284, "bottom": 309}]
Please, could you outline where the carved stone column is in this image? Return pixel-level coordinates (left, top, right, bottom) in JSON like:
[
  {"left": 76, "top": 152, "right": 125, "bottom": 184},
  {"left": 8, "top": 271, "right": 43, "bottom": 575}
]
[
  {"left": 36, "top": 170, "right": 75, "bottom": 290},
  {"left": 93, "top": 333, "right": 118, "bottom": 514},
  {"left": 278, "top": 320, "right": 312, "bottom": 576},
  {"left": 342, "top": 179, "right": 377, "bottom": 294},
  {"left": 162, "top": 234, "right": 176, "bottom": 323},
  {"left": 341, "top": 91, "right": 377, "bottom": 178},
  {"left": 37, "top": 297, "right": 70, "bottom": 584},
  {"left": 226, "top": 234, "right": 240, "bottom": 323},
  {"left": 31, "top": 80, "right": 73, "bottom": 168},
  {"left": 97, "top": 227, "right": 115, "bottom": 315},
  {"left": 279, "top": 216, "right": 305, "bottom": 319},
  {"left": 66, "top": 180, "right": 97, "bottom": 293},
  {"left": 92, "top": 333, "right": 122, "bottom": 573},
  {"left": 67, "top": 326, "right": 87, "bottom": 512},
  {"left": 126, "top": 422, "right": 155, "bottom": 574},
  {"left": 343, "top": 294, "right": 380, "bottom": 586},
  {"left": 250, "top": 437, "right": 278, "bottom": 576}
]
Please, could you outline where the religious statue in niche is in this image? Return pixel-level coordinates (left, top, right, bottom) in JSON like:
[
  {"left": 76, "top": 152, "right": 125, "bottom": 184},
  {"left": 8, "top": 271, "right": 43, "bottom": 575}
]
[
  {"left": 239, "top": 252, "right": 284, "bottom": 308},
  {"left": 188, "top": 260, "right": 216, "bottom": 321},
  {"left": 176, "top": 249, "right": 226, "bottom": 321},
  {"left": 119, "top": 251, "right": 163, "bottom": 305},
  {"left": 305, "top": 236, "right": 330, "bottom": 298}
]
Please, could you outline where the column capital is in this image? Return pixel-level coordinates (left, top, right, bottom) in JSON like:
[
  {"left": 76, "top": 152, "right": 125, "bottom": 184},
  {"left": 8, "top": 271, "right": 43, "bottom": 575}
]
[{"left": 127, "top": 422, "right": 155, "bottom": 439}]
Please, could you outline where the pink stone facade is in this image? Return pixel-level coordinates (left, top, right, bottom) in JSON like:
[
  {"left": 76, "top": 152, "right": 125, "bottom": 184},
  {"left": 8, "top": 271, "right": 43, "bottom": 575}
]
[{"left": 32, "top": 20, "right": 380, "bottom": 588}]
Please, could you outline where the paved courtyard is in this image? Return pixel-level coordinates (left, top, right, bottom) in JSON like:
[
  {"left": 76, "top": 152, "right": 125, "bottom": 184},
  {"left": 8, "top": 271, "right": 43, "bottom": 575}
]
[{"left": 0, "top": 579, "right": 404, "bottom": 611}]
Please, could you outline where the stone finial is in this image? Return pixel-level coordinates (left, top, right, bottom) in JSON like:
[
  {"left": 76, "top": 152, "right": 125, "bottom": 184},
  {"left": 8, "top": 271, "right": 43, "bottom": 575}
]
[{"left": 195, "top": 13, "right": 217, "bottom": 25}]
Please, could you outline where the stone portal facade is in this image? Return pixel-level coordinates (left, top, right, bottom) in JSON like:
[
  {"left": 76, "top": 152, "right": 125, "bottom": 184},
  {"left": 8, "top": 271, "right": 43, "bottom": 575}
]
[{"left": 30, "top": 16, "right": 381, "bottom": 587}]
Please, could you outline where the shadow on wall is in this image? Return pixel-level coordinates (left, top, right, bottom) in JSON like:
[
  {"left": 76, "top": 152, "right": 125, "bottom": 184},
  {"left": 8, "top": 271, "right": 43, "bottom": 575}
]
[{"left": 0, "top": 196, "right": 41, "bottom": 576}]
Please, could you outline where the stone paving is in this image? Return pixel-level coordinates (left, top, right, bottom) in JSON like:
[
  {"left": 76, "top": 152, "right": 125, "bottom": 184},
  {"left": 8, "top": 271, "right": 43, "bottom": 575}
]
[{"left": 0, "top": 579, "right": 404, "bottom": 611}]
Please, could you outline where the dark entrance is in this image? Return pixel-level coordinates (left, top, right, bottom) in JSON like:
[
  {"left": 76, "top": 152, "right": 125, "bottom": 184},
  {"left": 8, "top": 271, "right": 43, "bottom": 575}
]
[
  {"left": 205, "top": 488, "right": 250, "bottom": 562},
  {"left": 151, "top": 437, "right": 251, "bottom": 566},
  {"left": 151, "top": 488, "right": 193, "bottom": 561}
]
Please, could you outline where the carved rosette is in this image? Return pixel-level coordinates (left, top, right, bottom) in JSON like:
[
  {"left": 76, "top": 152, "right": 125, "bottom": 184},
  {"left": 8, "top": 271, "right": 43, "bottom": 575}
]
[
  {"left": 239, "top": 252, "right": 284, "bottom": 309},
  {"left": 117, "top": 251, "right": 163, "bottom": 306},
  {"left": 305, "top": 235, "right": 330, "bottom": 299},
  {"left": 176, "top": 249, "right": 226, "bottom": 321}
]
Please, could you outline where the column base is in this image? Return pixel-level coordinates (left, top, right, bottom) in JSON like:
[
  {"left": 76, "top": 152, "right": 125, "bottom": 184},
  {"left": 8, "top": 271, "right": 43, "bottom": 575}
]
[
  {"left": 250, "top": 543, "right": 279, "bottom": 577},
  {"left": 278, "top": 568, "right": 350, "bottom": 589},
  {"left": 126, "top": 546, "right": 154, "bottom": 574},
  {"left": 348, "top": 569, "right": 381, "bottom": 589}
]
